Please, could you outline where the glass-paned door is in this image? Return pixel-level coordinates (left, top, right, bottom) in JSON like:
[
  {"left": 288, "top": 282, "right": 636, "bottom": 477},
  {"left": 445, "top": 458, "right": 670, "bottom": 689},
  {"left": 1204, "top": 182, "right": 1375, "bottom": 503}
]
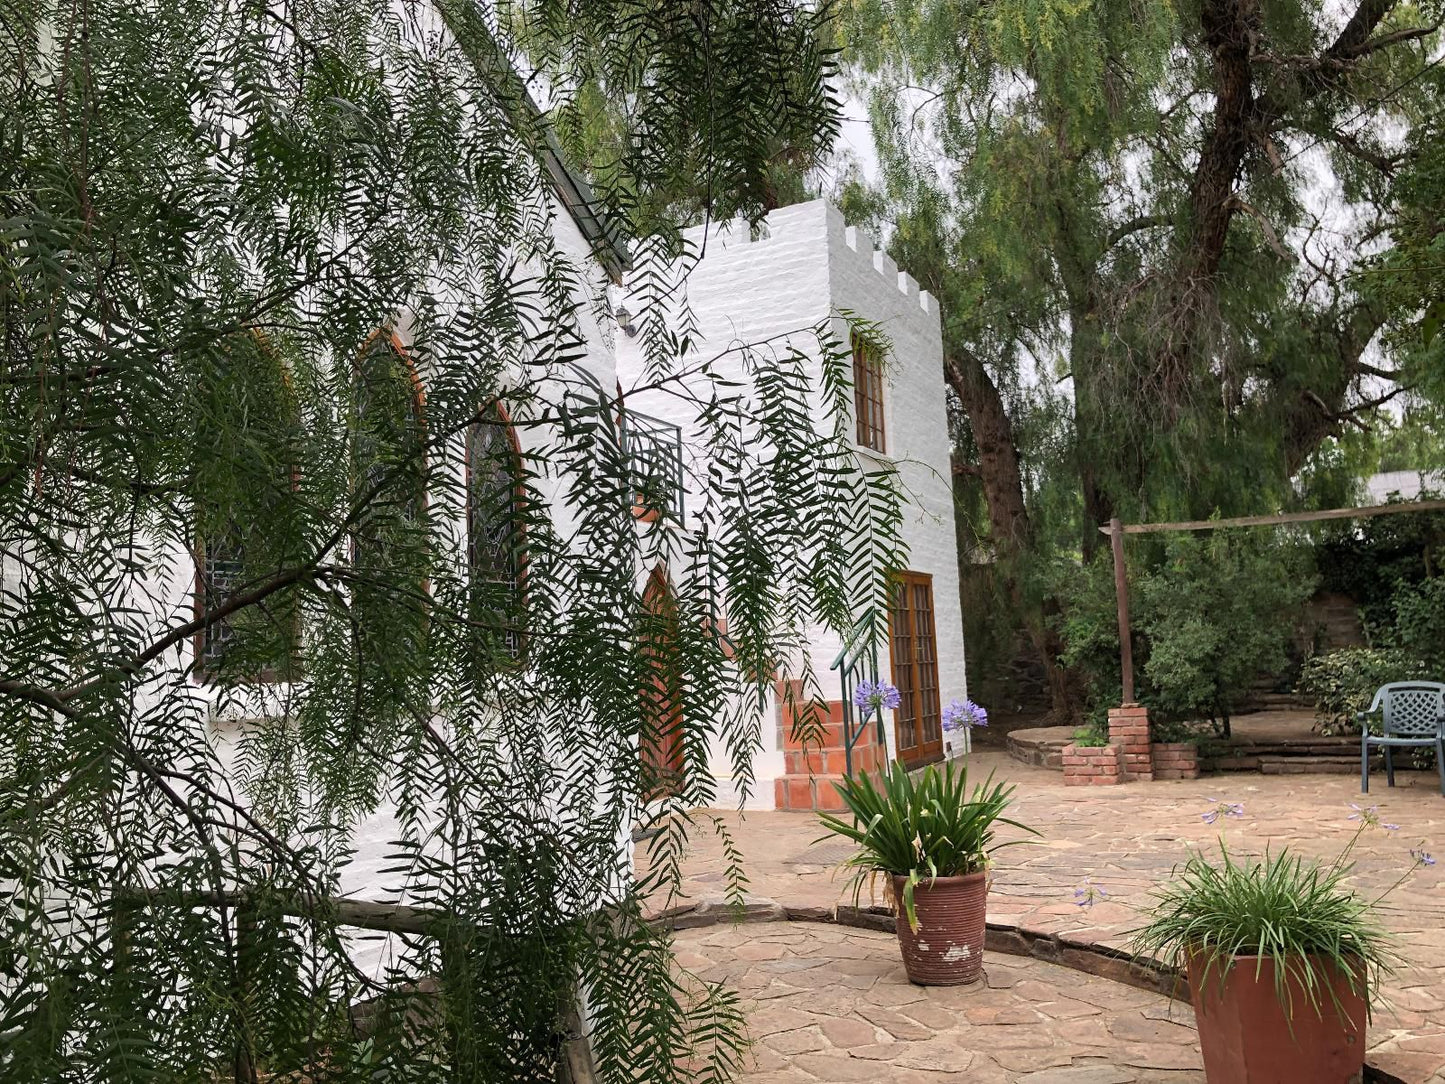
[{"left": 890, "top": 571, "right": 943, "bottom": 766}]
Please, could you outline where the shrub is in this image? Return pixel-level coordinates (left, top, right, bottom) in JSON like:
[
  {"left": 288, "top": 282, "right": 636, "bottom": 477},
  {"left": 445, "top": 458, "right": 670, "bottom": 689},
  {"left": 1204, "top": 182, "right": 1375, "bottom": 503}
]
[
  {"left": 1072, "top": 724, "right": 1109, "bottom": 747},
  {"left": 1296, "top": 647, "right": 1431, "bottom": 735},
  {"left": 1386, "top": 576, "right": 1445, "bottom": 672},
  {"left": 1057, "top": 529, "right": 1315, "bottom": 731},
  {"left": 1135, "top": 531, "right": 1316, "bottom": 728}
]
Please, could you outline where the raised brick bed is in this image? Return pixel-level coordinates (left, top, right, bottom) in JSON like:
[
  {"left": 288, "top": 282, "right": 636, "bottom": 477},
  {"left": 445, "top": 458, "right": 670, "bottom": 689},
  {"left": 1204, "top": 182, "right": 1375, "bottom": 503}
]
[
  {"left": 1152, "top": 741, "right": 1201, "bottom": 780},
  {"left": 1062, "top": 742, "right": 1124, "bottom": 786}
]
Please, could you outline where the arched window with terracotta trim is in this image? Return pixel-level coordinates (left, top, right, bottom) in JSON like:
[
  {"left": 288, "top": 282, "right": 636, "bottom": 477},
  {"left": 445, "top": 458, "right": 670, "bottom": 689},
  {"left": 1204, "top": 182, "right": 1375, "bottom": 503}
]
[
  {"left": 465, "top": 401, "right": 526, "bottom": 657},
  {"left": 194, "top": 331, "right": 303, "bottom": 683},
  {"left": 349, "top": 331, "right": 430, "bottom": 656},
  {"left": 639, "top": 565, "right": 685, "bottom": 799},
  {"left": 352, "top": 330, "right": 427, "bottom": 533}
]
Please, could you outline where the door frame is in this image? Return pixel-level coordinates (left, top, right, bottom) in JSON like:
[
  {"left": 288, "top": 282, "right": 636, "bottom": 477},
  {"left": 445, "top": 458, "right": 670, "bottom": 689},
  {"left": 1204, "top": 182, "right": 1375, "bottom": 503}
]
[{"left": 889, "top": 570, "right": 944, "bottom": 768}]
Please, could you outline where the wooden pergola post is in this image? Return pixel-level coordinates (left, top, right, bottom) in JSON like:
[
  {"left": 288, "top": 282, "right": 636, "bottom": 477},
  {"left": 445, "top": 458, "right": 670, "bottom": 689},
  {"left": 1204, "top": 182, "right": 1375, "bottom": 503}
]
[{"left": 1109, "top": 517, "right": 1134, "bottom": 704}]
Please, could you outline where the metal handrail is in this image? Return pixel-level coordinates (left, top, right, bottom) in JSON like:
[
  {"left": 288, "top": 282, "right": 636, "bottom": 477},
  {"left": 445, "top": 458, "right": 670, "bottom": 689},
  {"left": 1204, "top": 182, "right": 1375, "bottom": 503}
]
[{"left": 831, "top": 622, "right": 882, "bottom": 777}]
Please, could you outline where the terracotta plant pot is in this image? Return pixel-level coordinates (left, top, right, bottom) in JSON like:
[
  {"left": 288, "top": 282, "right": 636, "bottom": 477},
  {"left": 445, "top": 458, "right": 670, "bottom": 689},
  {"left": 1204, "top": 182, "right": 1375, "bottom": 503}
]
[
  {"left": 1186, "top": 950, "right": 1367, "bottom": 1084},
  {"left": 890, "top": 871, "right": 987, "bottom": 985}
]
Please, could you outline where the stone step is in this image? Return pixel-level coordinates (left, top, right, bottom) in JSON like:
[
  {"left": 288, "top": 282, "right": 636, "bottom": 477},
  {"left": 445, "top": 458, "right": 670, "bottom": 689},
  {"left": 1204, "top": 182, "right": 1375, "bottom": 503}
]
[{"left": 1259, "top": 756, "right": 1365, "bottom": 775}]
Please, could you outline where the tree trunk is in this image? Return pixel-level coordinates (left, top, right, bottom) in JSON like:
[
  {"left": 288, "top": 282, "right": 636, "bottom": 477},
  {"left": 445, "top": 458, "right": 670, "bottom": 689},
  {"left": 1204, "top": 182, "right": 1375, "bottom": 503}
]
[{"left": 944, "top": 351, "right": 1080, "bottom": 720}]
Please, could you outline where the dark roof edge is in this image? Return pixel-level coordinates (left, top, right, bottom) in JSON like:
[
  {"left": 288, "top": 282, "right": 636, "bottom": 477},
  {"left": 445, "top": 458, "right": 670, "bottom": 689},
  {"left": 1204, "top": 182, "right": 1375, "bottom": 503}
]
[{"left": 435, "top": 0, "right": 632, "bottom": 282}]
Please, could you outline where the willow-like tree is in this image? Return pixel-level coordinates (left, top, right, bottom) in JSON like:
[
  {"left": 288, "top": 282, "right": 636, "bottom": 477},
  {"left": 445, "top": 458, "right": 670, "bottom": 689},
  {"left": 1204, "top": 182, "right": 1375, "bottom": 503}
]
[
  {"left": 0, "top": 3, "right": 898, "bottom": 1081},
  {"left": 839, "top": 0, "right": 1443, "bottom": 715}
]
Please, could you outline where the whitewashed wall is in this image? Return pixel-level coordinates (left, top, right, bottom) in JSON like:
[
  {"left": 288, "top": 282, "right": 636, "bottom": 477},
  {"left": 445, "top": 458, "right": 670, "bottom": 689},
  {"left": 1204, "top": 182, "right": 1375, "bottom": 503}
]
[{"left": 615, "top": 199, "right": 967, "bottom": 810}]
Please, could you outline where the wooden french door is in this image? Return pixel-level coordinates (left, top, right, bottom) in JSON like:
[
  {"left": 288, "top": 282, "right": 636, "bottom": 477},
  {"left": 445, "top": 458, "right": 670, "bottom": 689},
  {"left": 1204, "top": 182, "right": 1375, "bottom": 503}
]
[
  {"left": 890, "top": 571, "right": 943, "bottom": 767},
  {"left": 640, "top": 567, "right": 685, "bottom": 798}
]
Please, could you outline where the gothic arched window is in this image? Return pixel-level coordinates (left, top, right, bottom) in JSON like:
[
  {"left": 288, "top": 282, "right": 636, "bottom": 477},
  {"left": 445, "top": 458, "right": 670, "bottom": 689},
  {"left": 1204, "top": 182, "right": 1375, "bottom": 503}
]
[{"left": 465, "top": 403, "right": 525, "bottom": 655}]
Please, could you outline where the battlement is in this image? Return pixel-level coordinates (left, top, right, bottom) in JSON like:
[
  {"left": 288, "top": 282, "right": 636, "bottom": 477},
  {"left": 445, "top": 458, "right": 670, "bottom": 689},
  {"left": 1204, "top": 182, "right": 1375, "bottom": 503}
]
[{"left": 680, "top": 200, "right": 935, "bottom": 315}]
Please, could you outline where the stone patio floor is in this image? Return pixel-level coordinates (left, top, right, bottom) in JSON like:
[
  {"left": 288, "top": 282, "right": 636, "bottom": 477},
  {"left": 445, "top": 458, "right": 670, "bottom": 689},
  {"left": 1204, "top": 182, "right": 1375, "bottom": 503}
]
[
  {"left": 640, "top": 751, "right": 1445, "bottom": 1083},
  {"left": 678, "top": 921, "right": 1204, "bottom": 1083}
]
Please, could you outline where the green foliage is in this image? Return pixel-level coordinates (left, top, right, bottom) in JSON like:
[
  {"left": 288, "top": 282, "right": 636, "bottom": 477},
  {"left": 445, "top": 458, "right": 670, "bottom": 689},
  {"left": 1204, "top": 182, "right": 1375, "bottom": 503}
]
[
  {"left": 1385, "top": 577, "right": 1445, "bottom": 672},
  {"left": 816, "top": 761, "right": 1036, "bottom": 928},
  {"left": 1136, "top": 532, "right": 1316, "bottom": 726},
  {"left": 1071, "top": 724, "right": 1109, "bottom": 748},
  {"left": 1297, "top": 647, "right": 1432, "bottom": 735},
  {"left": 1315, "top": 505, "right": 1445, "bottom": 632},
  {"left": 0, "top": 2, "right": 878, "bottom": 1081},
  {"left": 836, "top": 0, "right": 1445, "bottom": 724},
  {"left": 1130, "top": 840, "right": 1397, "bottom": 1022},
  {"left": 1059, "top": 530, "right": 1315, "bottom": 726}
]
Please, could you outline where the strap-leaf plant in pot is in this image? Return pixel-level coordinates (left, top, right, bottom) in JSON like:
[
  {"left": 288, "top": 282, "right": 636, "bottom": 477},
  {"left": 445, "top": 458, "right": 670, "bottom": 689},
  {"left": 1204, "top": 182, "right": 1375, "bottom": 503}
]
[
  {"left": 817, "top": 759, "right": 1037, "bottom": 985},
  {"left": 1130, "top": 811, "right": 1417, "bottom": 1084}
]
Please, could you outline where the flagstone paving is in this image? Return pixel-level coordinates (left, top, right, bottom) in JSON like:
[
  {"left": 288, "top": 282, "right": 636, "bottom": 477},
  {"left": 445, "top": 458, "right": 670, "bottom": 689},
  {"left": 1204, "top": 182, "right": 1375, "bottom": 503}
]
[
  {"left": 641, "top": 751, "right": 1445, "bottom": 1082},
  {"left": 678, "top": 921, "right": 1205, "bottom": 1083}
]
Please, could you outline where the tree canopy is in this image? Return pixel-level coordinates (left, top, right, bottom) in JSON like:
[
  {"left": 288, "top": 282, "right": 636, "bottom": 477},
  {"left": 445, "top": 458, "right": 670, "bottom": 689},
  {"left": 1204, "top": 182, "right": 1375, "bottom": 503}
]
[
  {"left": 0, "top": 2, "right": 893, "bottom": 1081},
  {"left": 837, "top": 0, "right": 1445, "bottom": 715}
]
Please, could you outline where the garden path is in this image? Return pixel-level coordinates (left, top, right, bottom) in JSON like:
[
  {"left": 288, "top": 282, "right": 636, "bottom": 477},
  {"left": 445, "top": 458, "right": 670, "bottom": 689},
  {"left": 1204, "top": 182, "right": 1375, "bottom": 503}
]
[{"left": 640, "top": 751, "right": 1445, "bottom": 1082}]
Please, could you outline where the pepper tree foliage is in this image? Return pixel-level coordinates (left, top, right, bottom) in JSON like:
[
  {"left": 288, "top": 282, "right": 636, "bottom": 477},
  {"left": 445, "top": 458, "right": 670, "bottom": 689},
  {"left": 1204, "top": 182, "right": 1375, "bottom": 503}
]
[
  {"left": 836, "top": 0, "right": 1444, "bottom": 716},
  {"left": 0, "top": 1, "right": 900, "bottom": 1081}
]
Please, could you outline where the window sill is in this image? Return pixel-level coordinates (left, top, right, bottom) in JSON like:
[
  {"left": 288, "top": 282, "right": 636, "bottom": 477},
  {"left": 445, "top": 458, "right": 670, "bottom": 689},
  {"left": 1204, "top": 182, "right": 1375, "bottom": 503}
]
[{"left": 854, "top": 444, "right": 895, "bottom": 468}]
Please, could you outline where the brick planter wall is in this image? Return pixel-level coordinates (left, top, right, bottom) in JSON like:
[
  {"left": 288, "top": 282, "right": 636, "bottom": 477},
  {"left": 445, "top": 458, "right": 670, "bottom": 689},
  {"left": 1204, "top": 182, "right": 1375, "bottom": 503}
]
[
  {"left": 1152, "top": 741, "right": 1201, "bottom": 781},
  {"left": 1108, "top": 703, "right": 1155, "bottom": 783},
  {"left": 1062, "top": 743, "right": 1124, "bottom": 787}
]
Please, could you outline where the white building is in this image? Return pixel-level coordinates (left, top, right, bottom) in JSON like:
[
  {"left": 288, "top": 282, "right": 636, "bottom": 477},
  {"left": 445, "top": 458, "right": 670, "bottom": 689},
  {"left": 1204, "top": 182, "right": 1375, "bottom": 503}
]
[{"left": 616, "top": 199, "right": 968, "bottom": 812}]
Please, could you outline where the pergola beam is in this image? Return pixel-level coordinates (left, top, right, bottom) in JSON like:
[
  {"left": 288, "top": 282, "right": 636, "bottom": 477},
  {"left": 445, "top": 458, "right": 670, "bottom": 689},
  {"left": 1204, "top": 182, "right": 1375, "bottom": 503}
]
[{"left": 1098, "top": 498, "right": 1445, "bottom": 536}]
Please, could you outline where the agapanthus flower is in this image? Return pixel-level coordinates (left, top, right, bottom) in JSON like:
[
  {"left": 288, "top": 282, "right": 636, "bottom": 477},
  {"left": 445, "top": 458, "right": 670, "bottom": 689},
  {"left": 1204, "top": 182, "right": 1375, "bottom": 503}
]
[
  {"left": 853, "top": 679, "right": 901, "bottom": 715},
  {"left": 1201, "top": 798, "right": 1245, "bottom": 825},
  {"left": 942, "top": 698, "right": 988, "bottom": 731},
  {"left": 1073, "top": 879, "right": 1108, "bottom": 908},
  {"left": 1411, "top": 847, "right": 1437, "bottom": 868},
  {"left": 1348, "top": 803, "right": 1381, "bottom": 827}
]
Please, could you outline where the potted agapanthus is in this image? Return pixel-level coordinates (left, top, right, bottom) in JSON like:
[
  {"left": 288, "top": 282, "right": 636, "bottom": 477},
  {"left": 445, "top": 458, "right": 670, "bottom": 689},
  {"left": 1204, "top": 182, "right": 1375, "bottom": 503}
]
[
  {"left": 1131, "top": 807, "right": 1419, "bottom": 1083},
  {"left": 818, "top": 756, "right": 1036, "bottom": 986}
]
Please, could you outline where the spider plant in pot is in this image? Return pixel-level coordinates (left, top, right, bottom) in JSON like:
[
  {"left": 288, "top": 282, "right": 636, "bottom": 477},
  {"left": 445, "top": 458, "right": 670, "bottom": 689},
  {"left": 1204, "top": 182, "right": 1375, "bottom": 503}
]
[
  {"left": 1130, "top": 822, "right": 1410, "bottom": 1084},
  {"left": 817, "top": 759, "right": 1036, "bottom": 986}
]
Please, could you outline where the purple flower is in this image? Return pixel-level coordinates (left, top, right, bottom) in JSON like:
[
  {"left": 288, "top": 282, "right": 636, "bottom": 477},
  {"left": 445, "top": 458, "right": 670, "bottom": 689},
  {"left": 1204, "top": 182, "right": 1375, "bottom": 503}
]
[
  {"left": 1201, "top": 798, "right": 1245, "bottom": 825},
  {"left": 1073, "top": 879, "right": 1108, "bottom": 908},
  {"left": 1411, "top": 847, "right": 1437, "bottom": 867},
  {"left": 942, "top": 698, "right": 988, "bottom": 731},
  {"left": 1348, "top": 803, "right": 1379, "bottom": 825},
  {"left": 853, "top": 679, "right": 901, "bottom": 715}
]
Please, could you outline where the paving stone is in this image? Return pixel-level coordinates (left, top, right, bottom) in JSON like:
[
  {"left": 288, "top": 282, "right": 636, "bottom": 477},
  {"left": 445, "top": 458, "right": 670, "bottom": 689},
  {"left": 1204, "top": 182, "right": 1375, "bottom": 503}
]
[
  {"left": 817, "top": 1016, "right": 879, "bottom": 1048},
  {"left": 1117, "top": 1042, "right": 1207, "bottom": 1071},
  {"left": 888, "top": 1039, "right": 977, "bottom": 1072},
  {"left": 1106, "top": 1016, "right": 1200, "bottom": 1045},
  {"left": 1015, "top": 1067, "right": 1135, "bottom": 1084},
  {"left": 790, "top": 1053, "right": 893, "bottom": 1081},
  {"left": 763, "top": 1026, "right": 827, "bottom": 1056}
]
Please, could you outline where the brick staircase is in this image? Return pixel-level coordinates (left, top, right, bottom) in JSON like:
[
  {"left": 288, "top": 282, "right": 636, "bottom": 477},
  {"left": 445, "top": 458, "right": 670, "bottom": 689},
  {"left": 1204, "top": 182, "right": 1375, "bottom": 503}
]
[{"left": 772, "top": 693, "right": 887, "bottom": 812}]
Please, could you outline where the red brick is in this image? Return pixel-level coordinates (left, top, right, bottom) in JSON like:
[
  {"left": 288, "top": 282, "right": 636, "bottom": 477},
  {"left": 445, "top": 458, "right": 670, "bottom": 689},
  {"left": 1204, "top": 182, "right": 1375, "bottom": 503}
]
[
  {"left": 814, "top": 778, "right": 848, "bottom": 812},
  {"left": 785, "top": 776, "right": 812, "bottom": 810},
  {"left": 773, "top": 777, "right": 790, "bottom": 810}
]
